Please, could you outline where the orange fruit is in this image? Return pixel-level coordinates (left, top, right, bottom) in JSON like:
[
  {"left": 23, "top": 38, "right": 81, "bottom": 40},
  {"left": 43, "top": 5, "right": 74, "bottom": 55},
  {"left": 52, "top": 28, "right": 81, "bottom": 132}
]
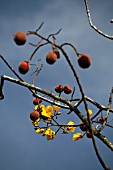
[
  {"left": 46, "top": 52, "right": 57, "bottom": 64},
  {"left": 30, "top": 110, "right": 40, "bottom": 121},
  {"left": 64, "top": 85, "right": 72, "bottom": 94},
  {"left": 14, "top": 32, "right": 27, "bottom": 45},
  {"left": 18, "top": 61, "right": 30, "bottom": 74},
  {"left": 55, "top": 84, "right": 63, "bottom": 93},
  {"left": 78, "top": 54, "right": 91, "bottom": 69},
  {"left": 33, "top": 97, "right": 42, "bottom": 105}
]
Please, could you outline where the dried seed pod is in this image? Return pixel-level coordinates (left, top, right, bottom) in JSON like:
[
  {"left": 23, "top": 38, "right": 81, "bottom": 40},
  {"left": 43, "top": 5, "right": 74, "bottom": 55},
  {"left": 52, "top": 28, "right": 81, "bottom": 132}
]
[
  {"left": 86, "top": 130, "right": 92, "bottom": 138},
  {"left": 79, "top": 122, "right": 87, "bottom": 131}
]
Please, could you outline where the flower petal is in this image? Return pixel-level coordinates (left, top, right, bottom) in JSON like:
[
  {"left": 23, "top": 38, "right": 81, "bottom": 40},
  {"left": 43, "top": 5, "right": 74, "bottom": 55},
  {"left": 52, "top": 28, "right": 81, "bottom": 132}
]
[
  {"left": 35, "top": 128, "right": 44, "bottom": 134},
  {"left": 73, "top": 133, "right": 83, "bottom": 141},
  {"left": 46, "top": 105, "right": 53, "bottom": 116},
  {"left": 54, "top": 105, "right": 60, "bottom": 112},
  {"left": 88, "top": 109, "right": 93, "bottom": 116},
  {"left": 45, "top": 127, "right": 55, "bottom": 140},
  {"left": 67, "top": 121, "right": 76, "bottom": 132}
]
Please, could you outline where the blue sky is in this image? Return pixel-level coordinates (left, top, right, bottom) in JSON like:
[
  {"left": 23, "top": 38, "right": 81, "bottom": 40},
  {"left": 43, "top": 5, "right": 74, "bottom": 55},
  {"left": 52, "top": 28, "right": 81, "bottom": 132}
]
[{"left": 0, "top": 0, "right": 113, "bottom": 170}]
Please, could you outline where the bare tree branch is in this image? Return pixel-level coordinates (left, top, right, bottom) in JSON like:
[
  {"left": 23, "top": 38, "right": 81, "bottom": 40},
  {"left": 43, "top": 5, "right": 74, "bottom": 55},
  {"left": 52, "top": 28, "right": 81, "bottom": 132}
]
[{"left": 84, "top": 0, "right": 113, "bottom": 40}]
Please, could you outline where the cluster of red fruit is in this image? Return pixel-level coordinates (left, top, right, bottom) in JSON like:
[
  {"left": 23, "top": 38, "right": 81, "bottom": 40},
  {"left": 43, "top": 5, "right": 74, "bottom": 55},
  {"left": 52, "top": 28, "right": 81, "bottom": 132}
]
[
  {"left": 29, "top": 97, "right": 42, "bottom": 121},
  {"left": 46, "top": 49, "right": 60, "bottom": 65},
  {"left": 14, "top": 31, "right": 92, "bottom": 75},
  {"left": 14, "top": 32, "right": 30, "bottom": 74},
  {"left": 55, "top": 84, "right": 72, "bottom": 94},
  {"left": 46, "top": 50, "right": 92, "bottom": 69}
]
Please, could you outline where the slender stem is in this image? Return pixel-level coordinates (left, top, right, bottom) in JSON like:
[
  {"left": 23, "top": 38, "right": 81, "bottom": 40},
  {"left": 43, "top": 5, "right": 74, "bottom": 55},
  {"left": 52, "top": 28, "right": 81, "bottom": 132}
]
[
  {"left": 0, "top": 54, "right": 23, "bottom": 81},
  {"left": 60, "top": 42, "right": 79, "bottom": 56},
  {"left": 29, "top": 42, "right": 48, "bottom": 61},
  {"left": 91, "top": 134, "right": 110, "bottom": 170},
  {"left": 98, "top": 87, "right": 113, "bottom": 133},
  {"left": 71, "top": 97, "right": 113, "bottom": 113}
]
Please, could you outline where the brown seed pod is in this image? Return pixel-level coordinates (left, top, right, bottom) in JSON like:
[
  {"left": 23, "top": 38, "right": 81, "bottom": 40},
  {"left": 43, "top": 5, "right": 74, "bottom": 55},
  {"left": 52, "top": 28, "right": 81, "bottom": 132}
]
[
  {"left": 30, "top": 110, "right": 40, "bottom": 121},
  {"left": 78, "top": 54, "right": 91, "bottom": 69},
  {"left": 99, "top": 117, "right": 105, "bottom": 123},
  {"left": 55, "top": 84, "right": 63, "bottom": 93},
  {"left": 18, "top": 61, "right": 30, "bottom": 74},
  {"left": 86, "top": 130, "right": 92, "bottom": 138},
  {"left": 53, "top": 49, "right": 60, "bottom": 59},
  {"left": 46, "top": 52, "right": 57, "bottom": 64},
  {"left": 79, "top": 122, "right": 87, "bottom": 131},
  {"left": 14, "top": 32, "right": 27, "bottom": 45},
  {"left": 64, "top": 85, "right": 72, "bottom": 94},
  {"left": 33, "top": 97, "right": 42, "bottom": 105}
]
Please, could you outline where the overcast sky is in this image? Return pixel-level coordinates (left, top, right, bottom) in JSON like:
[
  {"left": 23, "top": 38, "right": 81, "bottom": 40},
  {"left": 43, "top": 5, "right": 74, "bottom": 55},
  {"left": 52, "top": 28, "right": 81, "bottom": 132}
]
[{"left": 0, "top": 0, "right": 113, "bottom": 170}]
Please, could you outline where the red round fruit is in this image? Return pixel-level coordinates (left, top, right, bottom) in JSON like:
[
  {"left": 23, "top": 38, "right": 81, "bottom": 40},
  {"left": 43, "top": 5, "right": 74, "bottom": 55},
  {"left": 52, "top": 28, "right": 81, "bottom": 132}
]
[
  {"left": 78, "top": 54, "right": 91, "bottom": 69},
  {"left": 14, "top": 32, "right": 27, "bottom": 45},
  {"left": 30, "top": 110, "right": 40, "bottom": 121},
  {"left": 64, "top": 85, "right": 72, "bottom": 94},
  {"left": 33, "top": 97, "right": 42, "bottom": 105},
  {"left": 55, "top": 84, "right": 63, "bottom": 93},
  {"left": 18, "top": 61, "right": 30, "bottom": 74},
  {"left": 46, "top": 52, "right": 57, "bottom": 64}
]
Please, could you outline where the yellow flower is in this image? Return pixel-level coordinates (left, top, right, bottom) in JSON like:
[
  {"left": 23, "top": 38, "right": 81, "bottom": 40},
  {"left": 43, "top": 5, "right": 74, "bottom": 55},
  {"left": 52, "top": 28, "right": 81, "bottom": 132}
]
[
  {"left": 40, "top": 105, "right": 51, "bottom": 119},
  {"left": 45, "top": 105, "right": 53, "bottom": 117},
  {"left": 34, "top": 104, "right": 53, "bottom": 121},
  {"left": 45, "top": 127, "right": 55, "bottom": 140},
  {"left": 47, "top": 117, "right": 52, "bottom": 122},
  {"left": 32, "top": 119, "right": 40, "bottom": 127},
  {"left": 53, "top": 105, "right": 60, "bottom": 112},
  {"left": 67, "top": 121, "right": 76, "bottom": 132},
  {"left": 34, "top": 105, "right": 39, "bottom": 111},
  {"left": 41, "top": 105, "right": 53, "bottom": 121},
  {"left": 88, "top": 109, "right": 93, "bottom": 116},
  {"left": 57, "top": 112, "right": 61, "bottom": 115},
  {"left": 72, "top": 133, "right": 83, "bottom": 141},
  {"left": 35, "top": 128, "right": 45, "bottom": 134},
  {"left": 40, "top": 104, "right": 46, "bottom": 111}
]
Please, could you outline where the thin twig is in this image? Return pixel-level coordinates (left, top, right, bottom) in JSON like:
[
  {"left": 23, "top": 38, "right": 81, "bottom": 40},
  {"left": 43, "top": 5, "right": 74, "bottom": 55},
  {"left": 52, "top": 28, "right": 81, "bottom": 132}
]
[
  {"left": 91, "top": 133, "right": 110, "bottom": 170},
  {"left": 36, "top": 22, "right": 44, "bottom": 32},
  {"left": 32, "top": 63, "right": 43, "bottom": 85},
  {"left": 47, "top": 28, "right": 62, "bottom": 39},
  {"left": 98, "top": 87, "right": 113, "bottom": 133},
  {"left": 0, "top": 54, "right": 37, "bottom": 97},
  {"left": 29, "top": 42, "right": 48, "bottom": 61},
  {"left": 71, "top": 97, "right": 113, "bottom": 113},
  {"left": 0, "top": 54, "right": 23, "bottom": 81},
  {"left": 60, "top": 42, "right": 79, "bottom": 56},
  {"left": 91, "top": 109, "right": 102, "bottom": 120},
  {"left": 29, "top": 39, "right": 43, "bottom": 47}
]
